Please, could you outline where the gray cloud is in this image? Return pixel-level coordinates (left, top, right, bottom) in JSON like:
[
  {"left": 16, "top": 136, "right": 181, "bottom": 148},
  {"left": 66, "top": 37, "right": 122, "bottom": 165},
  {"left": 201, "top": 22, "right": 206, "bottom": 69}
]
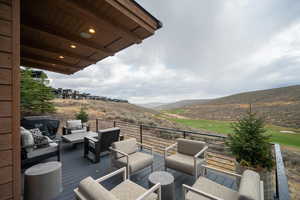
[{"left": 46, "top": 0, "right": 300, "bottom": 104}]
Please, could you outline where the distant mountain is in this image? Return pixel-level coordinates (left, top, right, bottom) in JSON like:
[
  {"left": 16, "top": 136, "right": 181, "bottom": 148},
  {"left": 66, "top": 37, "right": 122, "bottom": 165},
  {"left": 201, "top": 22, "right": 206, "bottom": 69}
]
[
  {"left": 137, "top": 102, "right": 166, "bottom": 109},
  {"left": 175, "top": 85, "right": 300, "bottom": 128},
  {"left": 155, "top": 99, "right": 211, "bottom": 110}
]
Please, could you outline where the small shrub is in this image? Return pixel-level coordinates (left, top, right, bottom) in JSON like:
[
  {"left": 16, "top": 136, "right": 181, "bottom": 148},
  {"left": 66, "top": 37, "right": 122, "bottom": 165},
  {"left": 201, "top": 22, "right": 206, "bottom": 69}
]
[
  {"left": 225, "top": 110, "right": 274, "bottom": 171},
  {"left": 75, "top": 108, "right": 89, "bottom": 123}
]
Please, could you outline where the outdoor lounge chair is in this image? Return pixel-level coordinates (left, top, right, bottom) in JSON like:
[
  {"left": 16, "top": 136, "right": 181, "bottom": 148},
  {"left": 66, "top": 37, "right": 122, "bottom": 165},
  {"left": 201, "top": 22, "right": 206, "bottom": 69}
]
[
  {"left": 164, "top": 138, "right": 208, "bottom": 180},
  {"left": 62, "top": 120, "right": 89, "bottom": 135},
  {"left": 183, "top": 165, "right": 264, "bottom": 200},
  {"left": 74, "top": 167, "right": 161, "bottom": 200},
  {"left": 84, "top": 127, "right": 121, "bottom": 163},
  {"left": 110, "top": 138, "right": 154, "bottom": 178}
]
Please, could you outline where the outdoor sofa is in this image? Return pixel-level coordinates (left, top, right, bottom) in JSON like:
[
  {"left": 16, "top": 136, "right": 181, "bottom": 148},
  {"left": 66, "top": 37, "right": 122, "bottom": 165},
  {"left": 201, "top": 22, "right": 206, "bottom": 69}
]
[
  {"left": 110, "top": 138, "right": 154, "bottom": 178},
  {"left": 164, "top": 138, "right": 208, "bottom": 179},
  {"left": 74, "top": 167, "right": 161, "bottom": 200},
  {"left": 183, "top": 165, "right": 264, "bottom": 200},
  {"left": 21, "top": 127, "right": 60, "bottom": 169}
]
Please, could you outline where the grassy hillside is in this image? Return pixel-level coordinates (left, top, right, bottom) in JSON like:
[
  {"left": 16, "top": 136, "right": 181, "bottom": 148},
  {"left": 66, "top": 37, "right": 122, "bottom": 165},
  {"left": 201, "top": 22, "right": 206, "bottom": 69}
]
[
  {"left": 50, "top": 99, "right": 188, "bottom": 130},
  {"left": 155, "top": 99, "right": 210, "bottom": 110},
  {"left": 170, "top": 85, "right": 300, "bottom": 128}
]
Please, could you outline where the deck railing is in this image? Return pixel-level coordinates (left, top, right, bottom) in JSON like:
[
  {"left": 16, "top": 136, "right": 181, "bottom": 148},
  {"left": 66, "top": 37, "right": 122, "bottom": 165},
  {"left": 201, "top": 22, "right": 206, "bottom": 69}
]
[{"left": 95, "top": 119, "right": 290, "bottom": 200}]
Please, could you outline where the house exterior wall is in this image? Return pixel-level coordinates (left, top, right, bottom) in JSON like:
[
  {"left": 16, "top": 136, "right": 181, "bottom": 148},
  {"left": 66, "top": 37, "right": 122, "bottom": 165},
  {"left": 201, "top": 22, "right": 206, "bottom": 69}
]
[{"left": 0, "top": 0, "right": 20, "bottom": 199}]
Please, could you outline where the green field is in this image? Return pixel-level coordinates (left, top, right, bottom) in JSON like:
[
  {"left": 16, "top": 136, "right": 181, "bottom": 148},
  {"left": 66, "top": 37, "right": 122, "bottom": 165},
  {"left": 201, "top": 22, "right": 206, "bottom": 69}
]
[{"left": 168, "top": 117, "right": 300, "bottom": 149}]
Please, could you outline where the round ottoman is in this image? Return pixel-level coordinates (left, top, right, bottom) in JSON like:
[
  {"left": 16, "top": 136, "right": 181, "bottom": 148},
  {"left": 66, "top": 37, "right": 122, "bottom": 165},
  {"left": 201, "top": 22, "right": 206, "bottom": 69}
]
[
  {"left": 24, "top": 161, "right": 62, "bottom": 200},
  {"left": 148, "top": 171, "right": 175, "bottom": 200}
]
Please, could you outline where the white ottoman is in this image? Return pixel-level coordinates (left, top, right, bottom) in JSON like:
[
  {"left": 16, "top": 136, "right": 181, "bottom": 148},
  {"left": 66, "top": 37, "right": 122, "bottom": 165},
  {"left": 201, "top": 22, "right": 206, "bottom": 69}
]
[{"left": 24, "top": 161, "right": 62, "bottom": 200}]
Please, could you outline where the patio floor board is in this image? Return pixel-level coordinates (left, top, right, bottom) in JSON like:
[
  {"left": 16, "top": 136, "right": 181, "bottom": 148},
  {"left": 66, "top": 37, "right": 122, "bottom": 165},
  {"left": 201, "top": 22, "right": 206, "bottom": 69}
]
[{"left": 28, "top": 143, "right": 237, "bottom": 200}]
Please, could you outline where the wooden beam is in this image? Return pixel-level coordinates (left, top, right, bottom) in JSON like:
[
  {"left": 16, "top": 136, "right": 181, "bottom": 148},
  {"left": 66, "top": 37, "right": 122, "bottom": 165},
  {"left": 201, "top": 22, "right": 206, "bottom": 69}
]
[
  {"left": 56, "top": 0, "right": 142, "bottom": 44},
  {"left": 105, "top": 0, "right": 156, "bottom": 33},
  {"left": 21, "top": 19, "right": 114, "bottom": 56},
  {"left": 21, "top": 51, "right": 80, "bottom": 69},
  {"left": 21, "top": 42, "right": 98, "bottom": 63},
  {"left": 21, "top": 59, "right": 74, "bottom": 75}
]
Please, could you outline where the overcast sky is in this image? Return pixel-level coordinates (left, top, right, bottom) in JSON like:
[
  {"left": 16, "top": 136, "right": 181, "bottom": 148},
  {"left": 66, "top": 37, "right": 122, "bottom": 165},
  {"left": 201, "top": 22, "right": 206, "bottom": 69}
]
[{"left": 46, "top": 0, "right": 300, "bottom": 104}]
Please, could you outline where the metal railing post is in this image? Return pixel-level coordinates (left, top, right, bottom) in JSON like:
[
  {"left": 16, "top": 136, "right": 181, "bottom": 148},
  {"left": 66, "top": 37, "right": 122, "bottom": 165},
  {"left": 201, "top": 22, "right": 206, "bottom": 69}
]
[
  {"left": 113, "top": 121, "right": 116, "bottom": 127},
  {"left": 96, "top": 118, "right": 99, "bottom": 132},
  {"left": 140, "top": 124, "right": 143, "bottom": 150},
  {"left": 183, "top": 131, "right": 186, "bottom": 138}
]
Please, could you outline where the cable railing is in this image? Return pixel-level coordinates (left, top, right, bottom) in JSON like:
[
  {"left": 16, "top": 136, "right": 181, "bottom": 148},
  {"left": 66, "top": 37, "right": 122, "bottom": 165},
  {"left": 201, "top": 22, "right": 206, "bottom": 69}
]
[{"left": 95, "top": 118, "right": 290, "bottom": 200}]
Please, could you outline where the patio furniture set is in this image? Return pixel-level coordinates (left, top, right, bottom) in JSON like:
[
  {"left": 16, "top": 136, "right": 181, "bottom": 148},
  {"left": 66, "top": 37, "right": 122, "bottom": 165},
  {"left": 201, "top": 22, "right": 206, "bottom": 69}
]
[{"left": 21, "top": 119, "right": 265, "bottom": 200}]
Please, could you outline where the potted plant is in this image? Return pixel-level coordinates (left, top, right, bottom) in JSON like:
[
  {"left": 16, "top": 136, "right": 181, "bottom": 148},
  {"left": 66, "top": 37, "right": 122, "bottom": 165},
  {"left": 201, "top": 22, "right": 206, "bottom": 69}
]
[{"left": 226, "top": 108, "right": 274, "bottom": 200}]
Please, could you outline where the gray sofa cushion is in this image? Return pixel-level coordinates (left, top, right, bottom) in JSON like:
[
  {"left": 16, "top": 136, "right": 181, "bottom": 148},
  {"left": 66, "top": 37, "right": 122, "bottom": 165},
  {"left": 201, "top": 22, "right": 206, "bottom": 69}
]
[
  {"left": 114, "top": 152, "right": 153, "bottom": 173},
  {"left": 177, "top": 138, "right": 206, "bottom": 156},
  {"left": 186, "top": 177, "right": 239, "bottom": 200},
  {"left": 112, "top": 138, "right": 137, "bottom": 159},
  {"left": 110, "top": 179, "right": 157, "bottom": 200},
  {"left": 27, "top": 142, "right": 58, "bottom": 158},
  {"left": 21, "top": 127, "right": 34, "bottom": 152},
  {"left": 165, "top": 153, "right": 204, "bottom": 176},
  {"left": 239, "top": 170, "right": 261, "bottom": 200},
  {"left": 78, "top": 177, "right": 119, "bottom": 200}
]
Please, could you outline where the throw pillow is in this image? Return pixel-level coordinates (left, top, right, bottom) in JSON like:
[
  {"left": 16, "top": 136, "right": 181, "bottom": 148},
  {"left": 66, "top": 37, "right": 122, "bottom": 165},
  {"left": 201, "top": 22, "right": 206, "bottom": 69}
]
[
  {"left": 20, "top": 127, "right": 34, "bottom": 152},
  {"left": 30, "top": 128, "right": 49, "bottom": 148}
]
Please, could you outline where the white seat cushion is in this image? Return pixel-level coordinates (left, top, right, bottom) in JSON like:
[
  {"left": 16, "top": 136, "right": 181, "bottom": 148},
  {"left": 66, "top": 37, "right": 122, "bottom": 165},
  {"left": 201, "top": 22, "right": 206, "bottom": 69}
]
[
  {"left": 114, "top": 152, "right": 153, "bottom": 173},
  {"left": 67, "top": 120, "right": 82, "bottom": 130},
  {"left": 186, "top": 177, "right": 239, "bottom": 200},
  {"left": 165, "top": 153, "right": 204, "bottom": 176},
  {"left": 21, "top": 127, "right": 34, "bottom": 152},
  {"left": 110, "top": 179, "right": 157, "bottom": 200},
  {"left": 27, "top": 142, "right": 58, "bottom": 158}
]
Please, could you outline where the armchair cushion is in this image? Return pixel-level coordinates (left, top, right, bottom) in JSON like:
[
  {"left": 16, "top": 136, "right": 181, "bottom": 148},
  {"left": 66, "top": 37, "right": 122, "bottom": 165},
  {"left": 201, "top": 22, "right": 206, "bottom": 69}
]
[
  {"left": 114, "top": 152, "right": 153, "bottom": 173},
  {"left": 165, "top": 153, "right": 204, "bottom": 176},
  {"left": 78, "top": 176, "right": 119, "bottom": 200},
  {"left": 112, "top": 138, "right": 138, "bottom": 159},
  {"left": 238, "top": 170, "right": 261, "bottom": 200},
  {"left": 67, "top": 120, "right": 82, "bottom": 130},
  {"left": 177, "top": 138, "right": 206, "bottom": 157},
  {"left": 110, "top": 179, "right": 157, "bottom": 200},
  {"left": 186, "top": 177, "right": 239, "bottom": 200}
]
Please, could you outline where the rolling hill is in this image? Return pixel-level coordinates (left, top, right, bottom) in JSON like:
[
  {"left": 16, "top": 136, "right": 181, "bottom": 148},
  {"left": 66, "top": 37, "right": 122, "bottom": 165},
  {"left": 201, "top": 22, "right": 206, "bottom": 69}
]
[
  {"left": 140, "top": 99, "right": 211, "bottom": 110},
  {"left": 167, "top": 85, "right": 300, "bottom": 128}
]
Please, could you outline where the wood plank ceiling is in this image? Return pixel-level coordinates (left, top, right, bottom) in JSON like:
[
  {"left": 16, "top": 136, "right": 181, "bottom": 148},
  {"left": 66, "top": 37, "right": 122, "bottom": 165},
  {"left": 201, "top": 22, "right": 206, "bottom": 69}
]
[{"left": 20, "top": 0, "right": 162, "bottom": 74}]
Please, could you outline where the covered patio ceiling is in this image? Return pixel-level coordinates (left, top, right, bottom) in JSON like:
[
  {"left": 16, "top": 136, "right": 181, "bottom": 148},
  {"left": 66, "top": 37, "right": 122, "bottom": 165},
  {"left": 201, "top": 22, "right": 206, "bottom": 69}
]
[{"left": 20, "top": 0, "right": 162, "bottom": 74}]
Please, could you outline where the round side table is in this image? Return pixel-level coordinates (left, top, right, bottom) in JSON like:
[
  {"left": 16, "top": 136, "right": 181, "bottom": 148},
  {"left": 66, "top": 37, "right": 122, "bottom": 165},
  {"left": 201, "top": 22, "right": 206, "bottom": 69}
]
[
  {"left": 24, "top": 161, "right": 62, "bottom": 200},
  {"left": 148, "top": 171, "right": 175, "bottom": 200}
]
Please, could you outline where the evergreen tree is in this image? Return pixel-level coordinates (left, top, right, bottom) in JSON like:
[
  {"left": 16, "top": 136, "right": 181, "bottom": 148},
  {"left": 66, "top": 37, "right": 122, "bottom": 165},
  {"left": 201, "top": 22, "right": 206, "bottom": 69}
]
[
  {"left": 21, "top": 68, "right": 55, "bottom": 115},
  {"left": 75, "top": 107, "right": 89, "bottom": 123},
  {"left": 226, "top": 107, "right": 274, "bottom": 170}
]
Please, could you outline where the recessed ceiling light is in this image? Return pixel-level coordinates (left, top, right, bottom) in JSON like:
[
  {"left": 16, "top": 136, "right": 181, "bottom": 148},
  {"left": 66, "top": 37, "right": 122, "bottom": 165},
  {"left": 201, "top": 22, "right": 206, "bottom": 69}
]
[
  {"left": 70, "top": 44, "right": 76, "bottom": 49},
  {"left": 80, "top": 32, "right": 92, "bottom": 39},
  {"left": 59, "top": 56, "right": 64, "bottom": 59},
  {"left": 89, "top": 28, "right": 96, "bottom": 34}
]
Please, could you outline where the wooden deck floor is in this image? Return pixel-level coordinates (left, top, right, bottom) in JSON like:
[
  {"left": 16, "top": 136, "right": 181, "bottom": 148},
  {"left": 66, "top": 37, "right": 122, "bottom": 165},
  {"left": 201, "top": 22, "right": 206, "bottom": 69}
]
[{"left": 24, "top": 143, "right": 238, "bottom": 200}]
